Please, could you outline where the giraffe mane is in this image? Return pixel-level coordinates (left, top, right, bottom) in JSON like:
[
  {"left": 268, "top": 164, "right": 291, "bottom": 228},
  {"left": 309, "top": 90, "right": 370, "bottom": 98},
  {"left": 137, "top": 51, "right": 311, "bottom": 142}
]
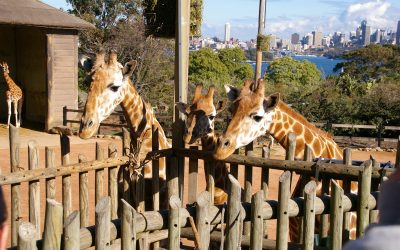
[{"left": 276, "top": 100, "right": 334, "bottom": 139}]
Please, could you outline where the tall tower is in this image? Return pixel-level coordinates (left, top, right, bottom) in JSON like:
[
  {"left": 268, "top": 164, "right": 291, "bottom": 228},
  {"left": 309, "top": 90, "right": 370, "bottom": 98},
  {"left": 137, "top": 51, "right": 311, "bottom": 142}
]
[
  {"left": 312, "top": 31, "right": 323, "bottom": 47},
  {"left": 225, "top": 23, "right": 231, "bottom": 43},
  {"left": 291, "top": 33, "right": 300, "bottom": 44},
  {"left": 397, "top": 20, "right": 400, "bottom": 45},
  {"left": 361, "top": 20, "right": 370, "bottom": 46}
]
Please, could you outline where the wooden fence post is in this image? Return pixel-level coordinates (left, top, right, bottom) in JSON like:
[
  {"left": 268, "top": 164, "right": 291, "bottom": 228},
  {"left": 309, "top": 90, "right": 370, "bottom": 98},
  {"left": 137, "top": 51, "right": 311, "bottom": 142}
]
[
  {"left": 152, "top": 126, "right": 160, "bottom": 210},
  {"left": 168, "top": 157, "right": 180, "bottom": 200},
  {"left": 342, "top": 148, "right": 352, "bottom": 242},
  {"left": 229, "top": 149, "right": 239, "bottom": 179},
  {"left": 96, "top": 197, "right": 111, "bottom": 250},
  {"left": 45, "top": 147, "right": 56, "bottom": 200},
  {"left": 121, "top": 199, "right": 136, "bottom": 250},
  {"left": 302, "top": 181, "right": 316, "bottom": 250},
  {"left": 18, "top": 222, "right": 37, "bottom": 250},
  {"left": 108, "top": 144, "right": 119, "bottom": 220},
  {"left": 28, "top": 141, "right": 40, "bottom": 239},
  {"left": 9, "top": 125, "right": 21, "bottom": 246},
  {"left": 78, "top": 154, "right": 89, "bottom": 228},
  {"left": 357, "top": 160, "right": 372, "bottom": 237},
  {"left": 168, "top": 195, "right": 181, "bottom": 250},
  {"left": 225, "top": 174, "right": 242, "bottom": 250},
  {"left": 188, "top": 145, "right": 199, "bottom": 204},
  {"left": 64, "top": 211, "right": 80, "bottom": 250},
  {"left": 205, "top": 159, "right": 215, "bottom": 206},
  {"left": 43, "top": 199, "right": 63, "bottom": 249},
  {"left": 330, "top": 180, "right": 344, "bottom": 250},
  {"left": 122, "top": 128, "right": 132, "bottom": 205},
  {"left": 96, "top": 142, "right": 105, "bottom": 205},
  {"left": 60, "top": 134, "right": 72, "bottom": 222},
  {"left": 250, "top": 191, "right": 264, "bottom": 250},
  {"left": 196, "top": 191, "right": 210, "bottom": 249},
  {"left": 243, "top": 150, "right": 254, "bottom": 236},
  {"left": 277, "top": 171, "right": 291, "bottom": 250},
  {"left": 261, "top": 146, "right": 270, "bottom": 238}
]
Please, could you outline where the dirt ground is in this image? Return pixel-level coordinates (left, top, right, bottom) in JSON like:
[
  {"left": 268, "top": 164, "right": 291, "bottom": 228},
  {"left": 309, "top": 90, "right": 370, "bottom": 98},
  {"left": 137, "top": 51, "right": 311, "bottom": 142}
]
[{"left": 0, "top": 124, "right": 397, "bottom": 248}]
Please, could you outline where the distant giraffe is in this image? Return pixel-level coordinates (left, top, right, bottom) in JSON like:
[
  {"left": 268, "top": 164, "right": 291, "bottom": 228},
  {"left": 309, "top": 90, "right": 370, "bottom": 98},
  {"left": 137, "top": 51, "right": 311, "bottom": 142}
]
[
  {"left": 0, "top": 62, "right": 23, "bottom": 128},
  {"left": 214, "top": 79, "right": 358, "bottom": 240},
  {"left": 176, "top": 84, "right": 229, "bottom": 204},
  {"left": 79, "top": 51, "right": 170, "bottom": 210}
]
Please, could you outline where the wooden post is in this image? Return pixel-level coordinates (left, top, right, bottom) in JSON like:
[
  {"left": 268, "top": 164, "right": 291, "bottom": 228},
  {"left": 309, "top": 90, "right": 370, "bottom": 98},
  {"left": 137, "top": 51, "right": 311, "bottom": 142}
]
[
  {"left": 108, "top": 144, "right": 118, "bottom": 220},
  {"left": 205, "top": 159, "right": 215, "bottom": 205},
  {"left": 277, "top": 171, "right": 291, "bottom": 250},
  {"left": 28, "top": 141, "right": 40, "bottom": 239},
  {"left": 244, "top": 150, "right": 254, "bottom": 236},
  {"left": 369, "top": 158, "right": 380, "bottom": 224},
  {"left": 196, "top": 191, "right": 210, "bottom": 249},
  {"left": 96, "top": 197, "right": 111, "bottom": 250},
  {"left": 168, "top": 157, "right": 180, "bottom": 200},
  {"left": 230, "top": 149, "right": 239, "bottom": 179},
  {"left": 60, "top": 134, "right": 72, "bottom": 222},
  {"left": 330, "top": 180, "right": 344, "bottom": 250},
  {"left": 285, "top": 133, "right": 296, "bottom": 190},
  {"left": 9, "top": 125, "right": 21, "bottom": 246},
  {"left": 250, "top": 191, "right": 264, "bottom": 250},
  {"left": 255, "top": 0, "right": 267, "bottom": 81},
  {"left": 261, "top": 146, "right": 270, "bottom": 238},
  {"left": 225, "top": 174, "right": 242, "bottom": 250},
  {"left": 45, "top": 147, "right": 56, "bottom": 199},
  {"left": 168, "top": 196, "right": 181, "bottom": 249},
  {"left": 152, "top": 126, "right": 160, "bottom": 211},
  {"left": 342, "top": 148, "right": 352, "bottom": 242},
  {"left": 63, "top": 106, "right": 67, "bottom": 126},
  {"left": 121, "top": 199, "right": 136, "bottom": 250},
  {"left": 188, "top": 146, "right": 199, "bottom": 204},
  {"left": 122, "top": 128, "right": 131, "bottom": 205},
  {"left": 64, "top": 211, "right": 80, "bottom": 250},
  {"left": 18, "top": 222, "right": 37, "bottom": 250},
  {"left": 395, "top": 136, "right": 400, "bottom": 168},
  {"left": 43, "top": 199, "right": 63, "bottom": 249},
  {"left": 173, "top": 0, "right": 190, "bottom": 201},
  {"left": 302, "top": 181, "right": 316, "bottom": 250},
  {"left": 357, "top": 160, "right": 372, "bottom": 238},
  {"left": 96, "top": 142, "right": 105, "bottom": 204},
  {"left": 78, "top": 154, "right": 89, "bottom": 228}
]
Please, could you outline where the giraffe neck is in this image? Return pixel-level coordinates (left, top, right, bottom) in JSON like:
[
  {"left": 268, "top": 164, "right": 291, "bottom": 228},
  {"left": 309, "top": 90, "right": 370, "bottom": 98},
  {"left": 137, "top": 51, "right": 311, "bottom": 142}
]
[
  {"left": 3, "top": 72, "right": 18, "bottom": 91},
  {"left": 267, "top": 101, "right": 343, "bottom": 159}
]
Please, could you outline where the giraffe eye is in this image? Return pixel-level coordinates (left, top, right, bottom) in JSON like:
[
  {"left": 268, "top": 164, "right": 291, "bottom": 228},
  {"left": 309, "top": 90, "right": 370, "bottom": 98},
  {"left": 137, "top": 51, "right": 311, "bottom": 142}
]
[
  {"left": 110, "top": 85, "right": 120, "bottom": 92},
  {"left": 209, "top": 115, "right": 215, "bottom": 120},
  {"left": 252, "top": 115, "right": 263, "bottom": 122}
]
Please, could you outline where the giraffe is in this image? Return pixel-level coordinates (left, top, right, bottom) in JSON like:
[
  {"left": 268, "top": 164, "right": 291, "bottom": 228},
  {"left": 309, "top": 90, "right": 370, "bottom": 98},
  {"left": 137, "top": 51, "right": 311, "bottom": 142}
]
[
  {"left": 213, "top": 79, "right": 358, "bottom": 241},
  {"left": 176, "top": 84, "right": 229, "bottom": 204},
  {"left": 79, "top": 51, "right": 170, "bottom": 209},
  {"left": 0, "top": 62, "right": 23, "bottom": 128}
]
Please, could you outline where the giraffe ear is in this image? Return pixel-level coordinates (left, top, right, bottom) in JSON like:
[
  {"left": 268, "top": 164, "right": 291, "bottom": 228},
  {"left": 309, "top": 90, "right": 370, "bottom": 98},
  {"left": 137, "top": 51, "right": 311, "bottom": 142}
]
[
  {"left": 263, "top": 93, "right": 279, "bottom": 112},
  {"left": 224, "top": 85, "right": 240, "bottom": 102},
  {"left": 216, "top": 99, "right": 228, "bottom": 114},
  {"left": 175, "top": 102, "right": 190, "bottom": 115},
  {"left": 122, "top": 60, "right": 137, "bottom": 79}
]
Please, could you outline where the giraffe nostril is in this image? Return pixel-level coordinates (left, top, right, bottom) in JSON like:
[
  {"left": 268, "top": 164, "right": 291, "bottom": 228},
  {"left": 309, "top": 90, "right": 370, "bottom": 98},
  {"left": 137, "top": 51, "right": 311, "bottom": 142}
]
[
  {"left": 88, "top": 120, "right": 93, "bottom": 128},
  {"left": 224, "top": 139, "right": 230, "bottom": 147}
]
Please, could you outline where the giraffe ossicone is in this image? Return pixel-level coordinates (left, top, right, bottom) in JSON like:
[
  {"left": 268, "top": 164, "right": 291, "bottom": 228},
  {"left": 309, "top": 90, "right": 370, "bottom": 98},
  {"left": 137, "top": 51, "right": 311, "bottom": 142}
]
[{"left": 1, "top": 62, "right": 23, "bottom": 128}]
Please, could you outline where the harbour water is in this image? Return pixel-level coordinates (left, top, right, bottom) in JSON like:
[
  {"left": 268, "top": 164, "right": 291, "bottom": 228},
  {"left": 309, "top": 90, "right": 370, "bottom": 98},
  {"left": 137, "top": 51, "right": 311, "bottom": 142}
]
[{"left": 251, "top": 55, "right": 344, "bottom": 78}]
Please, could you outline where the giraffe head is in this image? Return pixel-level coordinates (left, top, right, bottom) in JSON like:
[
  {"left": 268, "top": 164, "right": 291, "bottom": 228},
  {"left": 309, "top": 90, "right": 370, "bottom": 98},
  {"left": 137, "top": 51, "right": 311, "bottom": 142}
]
[
  {"left": 0, "top": 62, "right": 9, "bottom": 74},
  {"left": 176, "top": 85, "right": 227, "bottom": 144},
  {"left": 79, "top": 51, "right": 137, "bottom": 139},
  {"left": 214, "top": 79, "right": 279, "bottom": 160}
]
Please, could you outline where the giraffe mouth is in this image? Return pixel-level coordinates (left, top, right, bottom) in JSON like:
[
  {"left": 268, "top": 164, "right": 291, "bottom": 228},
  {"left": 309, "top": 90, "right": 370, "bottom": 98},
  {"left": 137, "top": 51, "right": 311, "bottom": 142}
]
[
  {"left": 213, "top": 137, "right": 236, "bottom": 160},
  {"left": 79, "top": 123, "right": 100, "bottom": 139}
]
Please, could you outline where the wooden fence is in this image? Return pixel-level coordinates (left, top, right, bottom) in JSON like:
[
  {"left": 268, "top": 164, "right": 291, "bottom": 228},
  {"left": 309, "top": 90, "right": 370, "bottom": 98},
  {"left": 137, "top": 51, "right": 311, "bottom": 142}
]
[{"left": 2, "top": 125, "right": 399, "bottom": 249}]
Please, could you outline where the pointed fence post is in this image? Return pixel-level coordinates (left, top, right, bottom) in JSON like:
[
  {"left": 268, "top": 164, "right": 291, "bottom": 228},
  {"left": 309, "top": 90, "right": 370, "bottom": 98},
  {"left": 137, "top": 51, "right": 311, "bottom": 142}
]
[
  {"left": 168, "top": 196, "right": 181, "bottom": 249},
  {"left": 28, "top": 141, "right": 40, "bottom": 239},
  {"left": 225, "top": 174, "right": 242, "bottom": 250},
  {"left": 357, "top": 160, "right": 372, "bottom": 237},
  {"left": 330, "top": 180, "right": 344, "bottom": 250},
  {"left": 121, "top": 199, "right": 136, "bottom": 250},
  {"left": 302, "top": 181, "right": 316, "bottom": 250},
  {"left": 250, "top": 191, "right": 264, "bottom": 250},
  {"left": 43, "top": 199, "right": 63, "bottom": 249},
  {"left": 277, "top": 171, "right": 291, "bottom": 250},
  {"left": 18, "top": 222, "right": 37, "bottom": 250},
  {"left": 95, "top": 197, "right": 111, "bottom": 250},
  {"left": 196, "top": 191, "right": 210, "bottom": 249},
  {"left": 10, "top": 124, "right": 21, "bottom": 246},
  {"left": 64, "top": 211, "right": 80, "bottom": 250}
]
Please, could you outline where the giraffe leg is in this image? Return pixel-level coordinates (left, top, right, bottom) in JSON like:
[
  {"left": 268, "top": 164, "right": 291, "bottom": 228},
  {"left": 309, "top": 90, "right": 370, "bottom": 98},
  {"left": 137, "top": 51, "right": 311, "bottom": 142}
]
[
  {"left": 17, "top": 98, "right": 23, "bottom": 127},
  {"left": 7, "top": 99, "right": 11, "bottom": 128},
  {"left": 13, "top": 100, "right": 19, "bottom": 127}
]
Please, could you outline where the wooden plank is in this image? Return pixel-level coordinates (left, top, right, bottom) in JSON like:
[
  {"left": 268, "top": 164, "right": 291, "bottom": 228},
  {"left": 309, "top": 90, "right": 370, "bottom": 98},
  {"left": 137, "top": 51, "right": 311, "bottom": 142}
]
[
  {"left": 9, "top": 125, "right": 21, "bottom": 246},
  {"left": 95, "top": 197, "right": 111, "bottom": 250},
  {"left": 277, "top": 171, "right": 291, "bottom": 250},
  {"left": 43, "top": 199, "right": 63, "bottom": 249},
  {"left": 28, "top": 141, "right": 40, "bottom": 239}
]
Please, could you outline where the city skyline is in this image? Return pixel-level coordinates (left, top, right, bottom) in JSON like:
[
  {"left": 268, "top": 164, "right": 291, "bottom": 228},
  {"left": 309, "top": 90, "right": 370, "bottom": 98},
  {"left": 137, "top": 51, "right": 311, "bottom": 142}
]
[{"left": 44, "top": 0, "right": 400, "bottom": 41}]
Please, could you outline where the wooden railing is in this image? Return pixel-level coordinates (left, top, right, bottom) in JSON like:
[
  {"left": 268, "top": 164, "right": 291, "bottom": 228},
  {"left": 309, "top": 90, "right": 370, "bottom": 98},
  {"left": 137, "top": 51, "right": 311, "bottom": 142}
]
[{"left": 2, "top": 124, "right": 399, "bottom": 249}]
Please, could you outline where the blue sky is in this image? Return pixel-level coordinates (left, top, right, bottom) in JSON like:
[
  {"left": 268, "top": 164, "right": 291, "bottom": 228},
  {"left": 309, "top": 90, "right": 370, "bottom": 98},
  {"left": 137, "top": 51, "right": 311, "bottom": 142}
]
[{"left": 43, "top": 0, "right": 400, "bottom": 40}]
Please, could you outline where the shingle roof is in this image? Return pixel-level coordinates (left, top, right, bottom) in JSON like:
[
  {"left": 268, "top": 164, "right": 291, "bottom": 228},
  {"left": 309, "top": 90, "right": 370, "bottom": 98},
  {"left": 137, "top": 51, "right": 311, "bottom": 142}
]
[{"left": 0, "top": 0, "right": 94, "bottom": 29}]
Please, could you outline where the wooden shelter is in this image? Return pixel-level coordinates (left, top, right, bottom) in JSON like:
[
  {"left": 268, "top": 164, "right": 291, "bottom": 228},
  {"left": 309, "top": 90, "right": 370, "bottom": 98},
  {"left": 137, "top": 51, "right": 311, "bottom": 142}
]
[{"left": 0, "top": 0, "right": 93, "bottom": 130}]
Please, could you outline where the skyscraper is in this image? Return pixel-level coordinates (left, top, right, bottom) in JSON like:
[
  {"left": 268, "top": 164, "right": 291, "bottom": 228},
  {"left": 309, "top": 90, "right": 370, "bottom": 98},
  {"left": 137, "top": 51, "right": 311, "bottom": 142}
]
[
  {"left": 374, "top": 29, "right": 382, "bottom": 44},
  {"left": 312, "top": 31, "right": 323, "bottom": 47},
  {"left": 224, "top": 23, "right": 230, "bottom": 43},
  {"left": 397, "top": 20, "right": 400, "bottom": 45},
  {"left": 361, "top": 20, "right": 370, "bottom": 46},
  {"left": 305, "top": 33, "right": 313, "bottom": 46},
  {"left": 291, "top": 33, "right": 300, "bottom": 44}
]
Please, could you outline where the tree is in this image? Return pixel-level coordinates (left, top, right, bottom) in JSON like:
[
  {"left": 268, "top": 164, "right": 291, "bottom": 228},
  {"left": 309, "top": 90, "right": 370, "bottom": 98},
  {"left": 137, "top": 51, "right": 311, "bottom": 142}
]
[{"left": 218, "top": 48, "right": 253, "bottom": 80}]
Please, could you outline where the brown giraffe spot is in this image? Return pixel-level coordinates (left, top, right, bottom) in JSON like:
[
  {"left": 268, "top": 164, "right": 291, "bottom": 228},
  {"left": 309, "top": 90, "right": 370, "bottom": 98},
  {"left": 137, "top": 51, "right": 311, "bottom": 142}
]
[
  {"left": 288, "top": 116, "right": 294, "bottom": 125},
  {"left": 292, "top": 123, "right": 303, "bottom": 135},
  {"left": 304, "top": 128, "right": 313, "bottom": 145},
  {"left": 274, "top": 122, "right": 283, "bottom": 134},
  {"left": 284, "top": 122, "right": 289, "bottom": 129},
  {"left": 276, "top": 111, "right": 282, "bottom": 120},
  {"left": 312, "top": 139, "right": 322, "bottom": 156},
  {"left": 282, "top": 113, "right": 288, "bottom": 122},
  {"left": 295, "top": 139, "right": 305, "bottom": 156}
]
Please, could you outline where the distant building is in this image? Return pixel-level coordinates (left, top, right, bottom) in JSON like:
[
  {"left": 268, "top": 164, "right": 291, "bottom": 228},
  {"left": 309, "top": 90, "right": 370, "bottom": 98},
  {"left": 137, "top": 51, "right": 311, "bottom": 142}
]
[
  {"left": 224, "top": 23, "right": 230, "bottom": 43},
  {"left": 373, "top": 29, "right": 382, "bottom": 44},
  {"left": 305, "top": 33, "right": 313, "bottom": 46},
  {"left": 397, "top": 20, "right": 400, "bottom": 45},
  {"left": 356, "top": 26, "right": 362, "bottom": 40},
  {"left": 322, "top": 36, "right": 330, "bottom": 47},
  {"left": 312, "top": 31, "right": 323, "bottom": 47},
  {"left": 361, "top": 20, "right": 370, "bottom": 46},
  {"left": 291, "top": 33, "right": 300, "bottom": 44},
  {"left": 269, "top": 34, "right": 277, "bottom": 49}
]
